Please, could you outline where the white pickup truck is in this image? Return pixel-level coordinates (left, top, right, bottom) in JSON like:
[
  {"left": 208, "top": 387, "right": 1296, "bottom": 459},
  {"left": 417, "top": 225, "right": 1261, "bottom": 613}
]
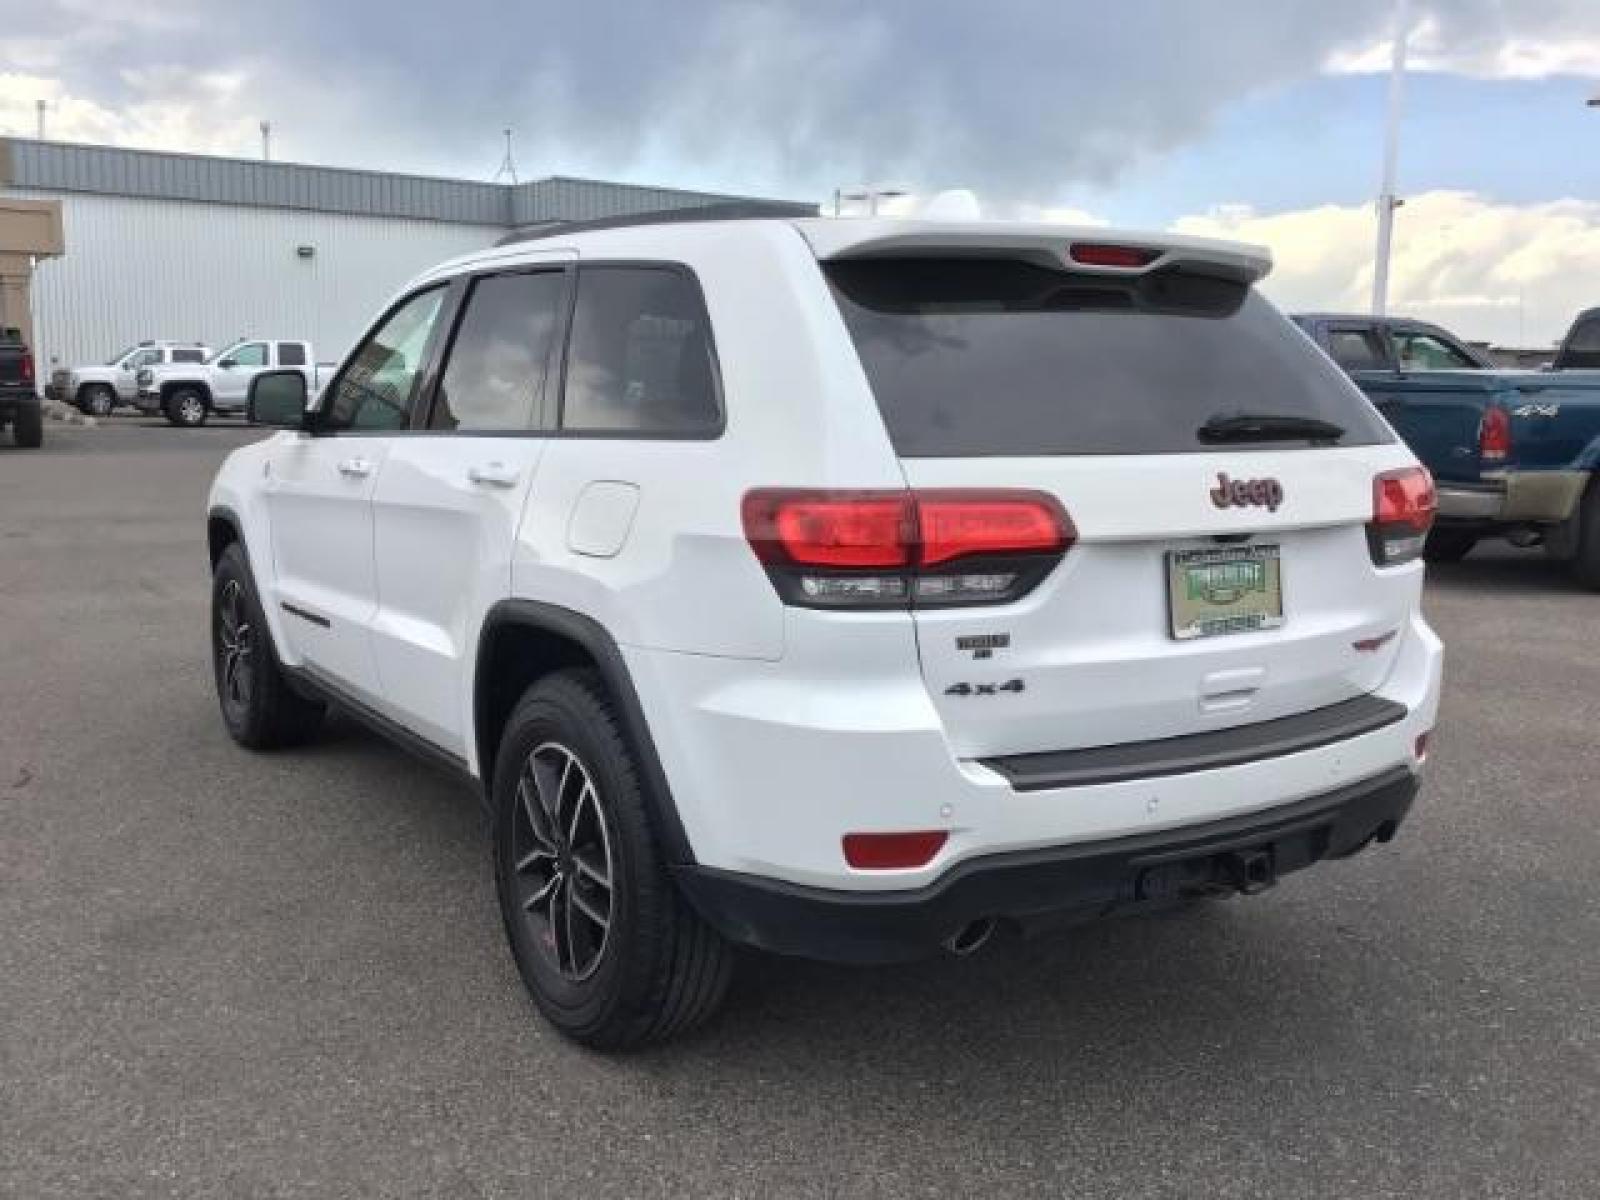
[
  {"left": 49, "top": 341, "right": 211, "bottom": 416},
  {"left": 135, "top": 339, "right": 332, "bottom": 427}
]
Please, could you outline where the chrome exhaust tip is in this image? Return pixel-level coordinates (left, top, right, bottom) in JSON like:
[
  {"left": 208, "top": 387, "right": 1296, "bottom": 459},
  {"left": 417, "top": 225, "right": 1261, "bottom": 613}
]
[{"left": 943, "top": 917, "right": 996, "bottom": 957}]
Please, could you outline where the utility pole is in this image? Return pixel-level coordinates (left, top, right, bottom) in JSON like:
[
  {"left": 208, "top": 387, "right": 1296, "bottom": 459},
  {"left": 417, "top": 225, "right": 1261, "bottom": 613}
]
[
  {"left": 1371, "top": 0, "right": 1411, "bottom": 316},
  {"left": 36, "top": 99, "right": 46, "bottom": 141},
  {"left": 260, "top": 120, "right": 272, "bottom": 161}
]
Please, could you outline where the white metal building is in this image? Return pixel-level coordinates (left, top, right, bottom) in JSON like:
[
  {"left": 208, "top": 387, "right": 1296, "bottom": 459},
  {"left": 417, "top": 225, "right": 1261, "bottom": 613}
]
[{"left": 0, "top": 138, "right": 812, "bottom": 374}]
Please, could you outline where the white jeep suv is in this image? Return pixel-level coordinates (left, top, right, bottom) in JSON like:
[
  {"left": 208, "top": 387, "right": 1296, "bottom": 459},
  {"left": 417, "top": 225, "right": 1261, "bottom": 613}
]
[{"left": 206, "top": 215, "right": 1443, "bottom": 1048}]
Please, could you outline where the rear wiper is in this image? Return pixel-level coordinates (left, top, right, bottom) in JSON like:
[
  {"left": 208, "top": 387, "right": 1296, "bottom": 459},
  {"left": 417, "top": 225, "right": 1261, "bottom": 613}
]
[{"left": 1198, "top": 412, "right": 1345, "bottom": 444}]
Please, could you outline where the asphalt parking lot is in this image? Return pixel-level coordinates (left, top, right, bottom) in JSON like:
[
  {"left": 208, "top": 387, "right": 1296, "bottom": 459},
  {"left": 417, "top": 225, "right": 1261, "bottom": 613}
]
[{"left": 3, "top": 418, "right": 1598, "bottom": 1198}]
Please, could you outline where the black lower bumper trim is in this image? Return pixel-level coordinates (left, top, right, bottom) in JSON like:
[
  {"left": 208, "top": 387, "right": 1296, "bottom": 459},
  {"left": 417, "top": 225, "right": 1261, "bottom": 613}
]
[
  {"left": 980, "top": 694, "right": 1407, "bottom": 791},
  {"left": 674, "top": 767, "right": 1418, "bottom": 964}
]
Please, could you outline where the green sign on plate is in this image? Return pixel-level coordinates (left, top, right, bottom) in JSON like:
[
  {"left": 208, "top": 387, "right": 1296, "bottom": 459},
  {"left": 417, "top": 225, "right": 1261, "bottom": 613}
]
[{"left": 1168, "top": 544, "right": 1284, "bottom": 640}]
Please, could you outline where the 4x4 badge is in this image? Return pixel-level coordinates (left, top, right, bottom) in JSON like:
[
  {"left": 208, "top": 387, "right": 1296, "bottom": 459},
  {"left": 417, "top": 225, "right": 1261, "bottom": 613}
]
[{"left": 1209, "top": 472, "right": 1283, "bottom": 512}]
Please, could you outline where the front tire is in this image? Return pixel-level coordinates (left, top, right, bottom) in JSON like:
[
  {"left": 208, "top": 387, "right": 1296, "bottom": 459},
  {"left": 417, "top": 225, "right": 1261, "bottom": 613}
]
[
  {"left": 1423, "top": 527, "right": 1478, "bottom": 563},
  {"left": 211, "top": 544, "right": 324, "bottom": 749},
  {"left": 81, "top": 385, "right": 115, "bottom": 417},
  {"left": 166, "top": 388, "right": 208, "bottom": 428},
  {"left": 493, "top": 670, "right": 732, "bottom": 1049}
]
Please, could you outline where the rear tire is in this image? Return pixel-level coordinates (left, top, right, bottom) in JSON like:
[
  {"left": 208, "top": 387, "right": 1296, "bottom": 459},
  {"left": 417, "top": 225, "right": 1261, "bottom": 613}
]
[
  {"left": 211, "top": 543, "right": 324, "bottom": 749},
  {"left": 166, "top": 388, "right": 208, "bottom": 428},
  {"left": 1570, "top": 482, "right": 1600, "bottom": 592},
  {"left": 11, "top": 401, "right": 42, "bottom": 448},
  {"left": 1423, "top": 527, "right": 1478, "bottom": 563},
  {"left": 493, "top": 669, "right": 732, "bottom": 1049}
]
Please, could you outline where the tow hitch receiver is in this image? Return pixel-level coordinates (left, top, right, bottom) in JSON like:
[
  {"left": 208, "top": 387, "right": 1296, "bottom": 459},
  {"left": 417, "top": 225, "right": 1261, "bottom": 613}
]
[{"left": 1219, "top": 848, "right": 1277, "bottom": 895}]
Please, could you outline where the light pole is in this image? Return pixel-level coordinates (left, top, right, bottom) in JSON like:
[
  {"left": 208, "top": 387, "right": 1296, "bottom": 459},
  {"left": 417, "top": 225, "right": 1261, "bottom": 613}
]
[{"left": 1371, "top": 0, "right": 1411, "bottom": 317}]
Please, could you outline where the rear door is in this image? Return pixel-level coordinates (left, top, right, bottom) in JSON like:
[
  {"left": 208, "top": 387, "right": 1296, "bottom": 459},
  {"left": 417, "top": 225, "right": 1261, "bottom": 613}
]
[
  {"left": 368, "top": 259, "right": 570, "bottom": 755},
  {"left": 824, "top": 253, "right": 1418, "bottom": 760}
]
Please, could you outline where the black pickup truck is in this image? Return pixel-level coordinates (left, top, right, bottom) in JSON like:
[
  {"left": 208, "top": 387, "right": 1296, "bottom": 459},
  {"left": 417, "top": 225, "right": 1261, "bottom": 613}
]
[{"left": 1, "top": 331, "right": 43, "bottom": 449}]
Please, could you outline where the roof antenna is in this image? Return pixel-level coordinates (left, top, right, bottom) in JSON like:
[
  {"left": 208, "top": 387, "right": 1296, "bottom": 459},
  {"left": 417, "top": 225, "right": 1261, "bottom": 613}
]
[{"left": 493, "top": 128, "right": 519, "bottom": 184}]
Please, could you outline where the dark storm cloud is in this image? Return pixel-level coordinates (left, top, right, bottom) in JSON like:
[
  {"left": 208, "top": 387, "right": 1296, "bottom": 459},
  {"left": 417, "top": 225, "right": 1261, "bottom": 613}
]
[{"left": 6, "top": 0, "right": 1598, "bottom": 200}]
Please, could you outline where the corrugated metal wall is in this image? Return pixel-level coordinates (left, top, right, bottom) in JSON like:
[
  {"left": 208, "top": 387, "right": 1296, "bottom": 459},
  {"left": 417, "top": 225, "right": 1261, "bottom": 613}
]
[
  {"left": 5, "top": 139, "right": 509, "bottom": 225},
  {"left": 509, "top": 176, "right": 814, "bottom": 225},
  {"left": 12, "top": 188, "right": 500, "bottom": 372}
]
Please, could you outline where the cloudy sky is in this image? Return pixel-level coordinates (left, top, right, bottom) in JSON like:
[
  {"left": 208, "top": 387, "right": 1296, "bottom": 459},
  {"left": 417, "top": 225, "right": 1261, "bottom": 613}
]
[{"left": 2, "top": 0, "right": 1598, "bottom": 344}]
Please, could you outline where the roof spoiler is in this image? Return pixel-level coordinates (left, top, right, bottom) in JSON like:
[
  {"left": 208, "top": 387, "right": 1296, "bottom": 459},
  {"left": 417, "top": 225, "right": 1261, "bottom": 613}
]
[{"left": 797, "top": 220, "right": 1272, "bottom": 284}]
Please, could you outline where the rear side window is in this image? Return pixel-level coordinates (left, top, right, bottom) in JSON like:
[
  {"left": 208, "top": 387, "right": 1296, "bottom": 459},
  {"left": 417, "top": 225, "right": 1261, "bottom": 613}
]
[
  {"left": 278, "top": 342, "right": 307, "bottom": 367},
  {"left": 1326, "top": 329, "right": 1390, "bottom": 371},
  {"left": 561, "top": 266, "right": 721, "bottom": 436},
  {"left": 431, "top": 270, "right": 566, "bottom": 431},
  {"left": 826, "top": 258, "right": 1391, "bottom": 456},
  {"left": 173, "top": 348, "right": 205, "bottom": 363}
]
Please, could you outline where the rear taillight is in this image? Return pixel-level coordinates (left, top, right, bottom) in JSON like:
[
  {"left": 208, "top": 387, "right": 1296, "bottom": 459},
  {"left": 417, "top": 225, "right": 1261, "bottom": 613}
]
[
  {"left": 1367, "top": 467, "right": 1435, "bottom": 566},
  {"left": 742, "top": 488, "right": 1073, "bottom": 609},
  {"left": 1478, "top": 405, "right": 1511, "bottom": 462},
  {"left": 20, "top": 352, "right": 34, "bottom": 384}
]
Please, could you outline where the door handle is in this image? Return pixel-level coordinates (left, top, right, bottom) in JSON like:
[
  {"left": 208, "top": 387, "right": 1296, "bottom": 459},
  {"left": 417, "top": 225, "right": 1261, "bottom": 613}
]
[
  {"left": 467, "top": 462, "right": 521, "bottom": 488},
  {"left": 337, "top": 457, "right": 374, "bottom": 478}
]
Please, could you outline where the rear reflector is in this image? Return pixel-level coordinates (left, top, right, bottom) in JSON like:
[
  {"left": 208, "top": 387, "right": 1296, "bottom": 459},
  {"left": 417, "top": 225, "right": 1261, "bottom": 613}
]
[
  {"left": 19, "top": 351, "right": 34, "bottom": 384},
  {"left": 1068, "top": 242, "right": 1160, "bottom": 269},
  {"left": 1478, "top": 405, "right": 1512, "bottom": 462},
  {"left": 1368, "top": 467, "right": 1436, "bottom": 566},
  {"left": 843, "top": 830, "right": 948, "bottom": 870},
  {"left": 743, "top": 488, "right": 1073, "bottom": 609}
]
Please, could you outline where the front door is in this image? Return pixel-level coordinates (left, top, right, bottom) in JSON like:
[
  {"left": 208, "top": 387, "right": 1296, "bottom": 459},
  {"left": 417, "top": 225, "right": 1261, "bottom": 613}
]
[
  {"left": 369, "top": 262, "right": 571, "bottom": 756},
  {"left": 216, "top": 341, "right": 270, "bottom": 404},
  {"left": 264, "top": 288, "right": 451, "bottom": 703}
]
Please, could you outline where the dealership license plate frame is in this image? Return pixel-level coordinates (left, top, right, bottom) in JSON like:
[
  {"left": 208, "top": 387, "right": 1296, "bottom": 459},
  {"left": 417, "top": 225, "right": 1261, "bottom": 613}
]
[{"left": 1167, "top": 543, "right": 1285, "bottom": 641}]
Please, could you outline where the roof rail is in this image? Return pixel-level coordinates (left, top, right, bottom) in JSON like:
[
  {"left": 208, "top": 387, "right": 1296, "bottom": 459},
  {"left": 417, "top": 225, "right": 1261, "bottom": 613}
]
[{"left": 494, "top": 199, "right": 819, "bottom": 247}]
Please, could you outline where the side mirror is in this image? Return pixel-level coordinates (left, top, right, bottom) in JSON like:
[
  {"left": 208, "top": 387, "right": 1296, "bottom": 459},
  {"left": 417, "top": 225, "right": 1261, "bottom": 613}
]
[
  {"left": 218, "top": 358, "right": 237, "bottom": 369},
  {"left": 247, "top": 370, "right": 309, "bottom": 429}
]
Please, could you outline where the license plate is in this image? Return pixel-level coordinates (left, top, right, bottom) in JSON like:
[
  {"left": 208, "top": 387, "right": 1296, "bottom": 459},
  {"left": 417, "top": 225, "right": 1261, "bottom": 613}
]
[{"left": 1167, "top": 544, "right": 1284, "bottom": 641}]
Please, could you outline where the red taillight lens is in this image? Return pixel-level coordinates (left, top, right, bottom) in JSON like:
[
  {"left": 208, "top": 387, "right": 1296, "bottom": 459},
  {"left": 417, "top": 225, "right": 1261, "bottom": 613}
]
[
  {"left": 1068, "top": 243, "right": 1159, "bottom": 269},
  {"left": 1368, "top": 467, "right": 1436, "bottom": 566},
  {"left": 742, "top": 488, "right": 1073, "bottom": 609},
  {"left": 916, "top": 491, "right": 1070, "bottom": 566},
  {"left": 20, "top": 352, "right": 34, "bottom": 384},
  {"left": 1478, "top": 406, "right": 1511, "bottom": 462},
  {"left": 743, "top": 491, "right": 913, "bottom": 568},
  {"left": 1414, "top": 731, "right": 1431, "bottom": 762},
  {"left": 843, "top": 830, "right": 948, "bottom": 870}
]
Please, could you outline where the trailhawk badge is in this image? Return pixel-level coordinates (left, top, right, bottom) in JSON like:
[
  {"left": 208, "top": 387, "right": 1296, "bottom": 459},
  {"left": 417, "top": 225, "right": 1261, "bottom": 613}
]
[{"left": 1209, "top": 472, "right": 1283, "bottom": 512}]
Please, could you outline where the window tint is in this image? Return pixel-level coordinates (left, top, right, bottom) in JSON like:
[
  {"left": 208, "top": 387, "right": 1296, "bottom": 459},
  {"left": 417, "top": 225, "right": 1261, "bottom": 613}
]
[
  {"left": 173, "top": 348, "right": 205, "bottom": 363},
  {"left": 229, "top": 343, "right": 269, "bottom": 368},
  {"left": 1326, "top": 329, "right": 1390, "bottom": 371},
  {"left": 827, "top": 258, "right": 1391, "bottom": 457},
  {"left": 278, "top": 342, "right": 307, "bottom": 367},
  {"left": 431, "top": 271, "right": 565, "bottom": 431},
  {"left": 1391, "top": 331, "right": 1477, "bottom": 370},
  {"left": 322, "top": 287, "right": 446, "bottom": 431},
  {"left": 562, "top": 267, "right": 720, "bottom": 436},
  {"left": 1567, "top": 319, "right": 1600, "bottom": 353},
  {"left": 129, "top": 348, "right": 160, "bottom": 369}
]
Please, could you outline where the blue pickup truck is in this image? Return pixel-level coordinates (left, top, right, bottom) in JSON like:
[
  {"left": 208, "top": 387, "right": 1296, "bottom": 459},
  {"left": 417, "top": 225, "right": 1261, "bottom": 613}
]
[{"left": 1292, "top": 313, "right": 1600, "bottom": 588}]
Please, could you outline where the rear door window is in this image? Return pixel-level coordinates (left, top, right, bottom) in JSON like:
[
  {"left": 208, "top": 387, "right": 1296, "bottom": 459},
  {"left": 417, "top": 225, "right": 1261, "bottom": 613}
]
[
  {"left": 826, "top": 258, "right": 1391, "bottom": 457},
  {"left": 430, "top": 270, "right": 566, "bottom": 431},
  {"left": 278, "top": 342, "right": 307, "bottom": 367}
]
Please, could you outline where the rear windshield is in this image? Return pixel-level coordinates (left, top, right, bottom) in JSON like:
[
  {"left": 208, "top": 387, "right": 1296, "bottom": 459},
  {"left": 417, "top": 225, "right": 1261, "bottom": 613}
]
[{"left": 826, "top": 258, "right": 1392, "bottom": 456}]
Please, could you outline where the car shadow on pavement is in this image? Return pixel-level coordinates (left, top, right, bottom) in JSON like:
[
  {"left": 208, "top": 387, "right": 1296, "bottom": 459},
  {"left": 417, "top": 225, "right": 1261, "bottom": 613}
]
[{"left": 1424, "top": 548, "right": 1586, "bottom": 597}]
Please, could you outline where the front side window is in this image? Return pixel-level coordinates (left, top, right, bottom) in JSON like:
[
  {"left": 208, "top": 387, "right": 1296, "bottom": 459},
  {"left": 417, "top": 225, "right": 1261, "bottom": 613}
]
[
  {"left": 1391, "top": 331, "right": 1477, "bottom": 371},
  {"left": 1326, "top": 329, "right": 1390, "bottom": 371},
  {"left": 129, "top": 349, "right": 160, "bottom": 369},
  {"left": 321, "top": 288, "right": 447, "bottom": 432},
  {"left": 561, "top": 266, "right": 721, "bottom": 436},
  {"left": 431, "top": 271, "right": 566, "bottom": 431},
  {"left": 229, "top": 343, "right": 269, "bottom": 368}
]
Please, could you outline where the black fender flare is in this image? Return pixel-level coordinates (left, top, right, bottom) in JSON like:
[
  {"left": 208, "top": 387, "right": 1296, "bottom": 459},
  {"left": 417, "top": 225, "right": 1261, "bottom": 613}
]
[{"left": 475, "top": 599, "right": 697, "bottom": 866}]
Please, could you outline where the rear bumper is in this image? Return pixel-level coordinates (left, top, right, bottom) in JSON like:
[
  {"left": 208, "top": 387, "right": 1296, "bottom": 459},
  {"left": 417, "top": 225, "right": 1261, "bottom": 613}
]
[
  {"left": 0, "top": 387, "right": 38, "bottom": 418},
  {"left": 1436, "top": 470, "right": 1588, "bottom": 524},
  {"left": 676, "top": 767, "right": 1418, "bottom": 963}
]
